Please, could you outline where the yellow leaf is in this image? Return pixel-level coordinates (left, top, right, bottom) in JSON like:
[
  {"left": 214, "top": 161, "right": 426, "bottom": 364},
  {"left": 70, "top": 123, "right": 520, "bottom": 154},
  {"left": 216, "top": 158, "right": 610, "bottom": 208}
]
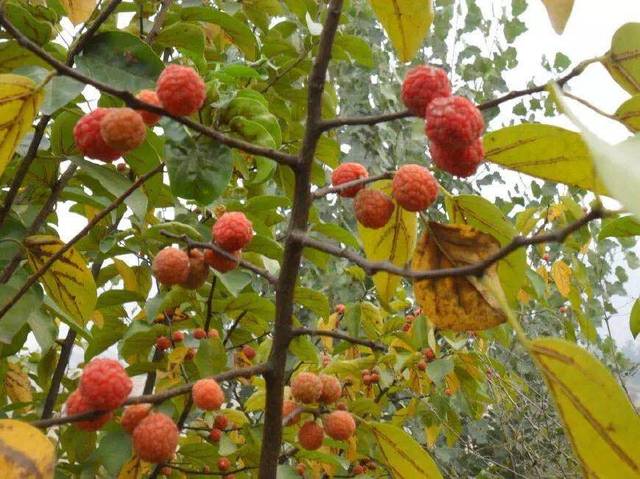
[
  {"left": 412, "top": 223, "right": 506, "bottom": 331},
  {"left": 615, "top": 95, "right": 640, "bottom": 132},
  {"left": 25, "top": 235, "right": 97, "bottom": 324},
  {"left": 530, "top": 338, "right": 640, "bottom": 478},
  {"left": 114, "top": 258, "right": 139, "bottom": 293},
  {"left": 0, "top": 74, "right": 43, "bottom": 178},
  {"left": 358, "top": 180, "right": 417, "bottom": 306},
  {"left": 317, "top": 312, "right": 339, "bottom": 352},
  {"left": 4, "top": 362, "right": 32, "bottom": 405},
  {"left": 369, "top": 0, "right": 433, "bottom": 62},
  {"left": 0, "top": 419, "right": 55, "bottom": 478},
  {"left": 59, "top": 0, "right": 96, "bottom": 25},
  {"left": 551, "top": 260, "right": 571, "bottom": 298},
  {"left": 118, "top": 455, "right": 149, "bottom": 479},
  {"left": 540, "top": 0, "right": 575, "bottom": 34},
  {"left": 425, "top": 424, "right": 440, "bottom": 448},
  {"left": 368, "top": 422, "right": 443, "bottom": 478}
]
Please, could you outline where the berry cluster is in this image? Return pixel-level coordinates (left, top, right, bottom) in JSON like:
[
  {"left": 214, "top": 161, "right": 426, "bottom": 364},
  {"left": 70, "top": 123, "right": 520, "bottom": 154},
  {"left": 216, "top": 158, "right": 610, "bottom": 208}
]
[{"left": 401, "top": 65, "right": 486, "bottom": 177}]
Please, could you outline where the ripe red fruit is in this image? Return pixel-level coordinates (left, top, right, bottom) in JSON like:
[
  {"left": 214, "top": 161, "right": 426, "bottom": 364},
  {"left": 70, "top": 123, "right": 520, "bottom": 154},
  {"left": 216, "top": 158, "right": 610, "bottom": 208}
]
[
  {"left": 335, "top": 304, "right": 345, "bottom": 314},
  {"left": 192, "top": 378, "right": 225, "bottom": 410},
  {"left": 543, "top": 253, "right": 550, "bottom": 262},
  {"left": 116, "top": 162, "right": 127, "bottom": 173},
  {"left": 402, "top": 323, "right": 411, "bottom": 332},
  {"left": 208, "top": 329, "right": 220, "bottom": 339},
  {"left": 121, "top": 403, "right": 151, "bottom": 434},
  {"left": 445, "top": 388, "right": 453, "bottom": 396},
  {"left": 430, "top": 138, "right": 484, "bottom": 177},
  {"left": 242, "top": 344, "right": 256, "bottom": 360},
  {"left": 370, "top": 373, "right": 380, "bottom": 383},
  {"left": 218, "top": 457, "right": 231, "bottom": 471},
  {"left": 318, "top": 374, "right": 341, "bottom": 404},
  {"left": 392, "top": 164, "right": 439, "bottom": 212},
  {"left": 136, "top": 89, "right": 162, "bottom": 126},
  {"left": 362, "top": 374, "right": 372, "bottom": 386},
  {"left": 156, "top": 336, "right": 171, "bottom": 351},
  {"left": 424, "top": 348, "right": 436, "bottom": 361},
  {"left": 193, "top": 328, "right": 207, "bottom": 340},
  {"left": 100, "top": 107, "right": 146, "bottom": 152},
  {"left": 204, "top": 248, "right": 240, "bottom": 273},
  {"left": 354, "top": 189, "right": 395, "bottom": 229},
  {"left": 209, "top": 428, "right": 223, "bottom": 442},
  {"left": 184, "top": 348, "right": 196, "bottom": 361},
  {"left": 66, "top": 390, "right": 113, "bottom": 431},
  {"left": 323, "top": 410, "right": 356, "bottom": 441},
  {"left": 160, "top": 466, "right": 172, "bottom": 476},
  {"left": 298, "top": 421, "right": 324, "bottom": 450},
  {"left": 73, "top": 108, "right": 122, "bottom": 162},
  {"left": 282, "top": 399, "right": 300, "bottom": 425},
  {"left": 353, "top": 464, "right": 365, "bottom": 475},
  {"left": 336, "top": 402, "right": 348, "bottom": 411},
  {"left": 212, "top": 212, "right": 253, "bottom": 251},
  {"left": 559, "top": 306, "right": 568, "bottom": 313},
  {"left": 132, "top": 412, "right": 179, "bottom": 463},
  {"left": 295, "top": 463, "right": 306, "bottom": 475},
  {"left": 156, "top": 64, "right": 206, "bottom": 116},
  {"left": 291, "top": 372, "right": 322, "bottom": 404},
  {"left": 171, "top": 331, "right": 184, "bottom": 343},
  {"left": 181, "top": 249, "right": 209, "bottom": 290},
  {"left": 402, "top": 65, "right": 451, "bottom": 116},
  {"left": 331, "top": 163, "right": 369, "bottom": 198},
  {"left": 152, "top": 247, "right": 190, "bottom": 286},
  {"left": 425, "top": 96, "right": 484, "bottom": 147},
  {"left": 79, "top": 358, "right": 132, "bottom": 410},
  {"left": 214, "top": 415, "right": 229, "bottom": 430},
  {"left": 405, "top": 314, "right": 415, "bottom": 322},
  {"left": 417, "top": 360, "right": 427, "bottom": 371}
]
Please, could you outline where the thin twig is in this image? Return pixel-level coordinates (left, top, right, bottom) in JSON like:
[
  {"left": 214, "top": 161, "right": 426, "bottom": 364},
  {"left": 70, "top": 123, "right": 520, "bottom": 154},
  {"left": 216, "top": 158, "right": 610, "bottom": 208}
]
[
  {"left": 145, "top": 0, "right": 173, "bottom": 44},
  {"left": 203, "top": 277, "right": 217, "bottom": 333},
  {"left": 292, "top": 328, "right": 386, "bottom": 351},
  {"left": 40, "top": 330, "right": 76, "bottom": 419},
  {"left": 312, "top": 171, "right": 394, "bottom": 198},
  {"left": 223, "top": 310, "right": 248, "bottom": 346}
]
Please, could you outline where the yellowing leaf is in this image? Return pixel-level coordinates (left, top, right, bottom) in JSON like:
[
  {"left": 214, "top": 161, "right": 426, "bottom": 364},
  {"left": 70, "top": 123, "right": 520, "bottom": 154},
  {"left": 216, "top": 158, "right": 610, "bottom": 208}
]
[
  {"left": 317, "top": 312, "right": 339, "bottom": 352},
  {"left": 4, "top": 362, "right": 32, "bottom": 405},
  {"left": 604, "top": 23, "right": 640, "bottom": 95},
  {"left": 530, "top": 338, "right": 640, "bottom": 478},
  {"left": 368, "top": 422, "right": 443, "bottom": 478},
  {"left": 484, "top": 124, "right": 605, "bottom": 194},
  {"left": 0, "top": 74, "right": 44, "bottom": 178},
  {"left": 540, "top": 0, "right": 575, "bottom": 34},
  {"left": 59, "top": 0, "right": 96, "bottom": 25},
  {"left": 118, "top": 455, "right": 149, "bottom": 478},
  {"left": 0, "top": 419, "right": 55, "bottom": 478},
  {"left": 25, "top": 235, "right": 97, "bottom": 324},
  {"left": 114, "top": 258, "right": 138, "bottom": 293},
  {"left": 412, "top": 223, "right": 506, "bottom": 331},
  {"left": 614, "top": 95, "right": 640, "bottom": 132},
  {"left": 358, "top": 180, "right": 417, "bottom": 306},
  {"left": 369, "top": 0, "right": 433, "bottom": 62},
  {"left": 551, "top": 260, "right": 571, "bottom": 297}
]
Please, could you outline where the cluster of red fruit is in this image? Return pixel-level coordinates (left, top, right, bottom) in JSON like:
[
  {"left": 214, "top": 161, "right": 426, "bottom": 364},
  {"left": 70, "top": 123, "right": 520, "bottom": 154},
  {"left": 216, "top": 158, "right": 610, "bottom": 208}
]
[
  {"left": 417, "top": 347, "right": 436, "bottom": 371},
  {"left": 73, "top": 65, "right": 206, "bottom": 162},
  {"left": 401, "top": 307, "right": 422, "bottom": 332},
  {"left": 331, "top": 162, "right": 439, "bottom": 229},
  {"left": 152, "top": 212, "right": 253, "bottom": 288},
  {"left": 361, "top": 368, "right": 380, "bottom": 386},
  {"left": 351, "top": 459, "right": 378, "bottom": 476},
  {"left": 402, "top": 65, "right": 485, "bottom": 177},
  {"left": 284, "top": 372, "right": 356, "bottom": 450}
]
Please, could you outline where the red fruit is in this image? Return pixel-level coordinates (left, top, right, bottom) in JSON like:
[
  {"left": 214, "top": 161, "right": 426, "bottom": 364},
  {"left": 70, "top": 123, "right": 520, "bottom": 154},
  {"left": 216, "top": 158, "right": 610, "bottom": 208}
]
[
  {"left": 208, "top": 329, "right": 220, "bottom": 339},
  {"left": 425, "top": 96, "right": 484, "bottom": 147},
  {"left": 392, "top": 164, "right": 439, "bottom": 212},
  {"left": 405, "top": 314, "right": 415, "bottom": 322},
  {"left": 335, "top": 304, "right": 345, "bottom": 314},
  {"left": 116, "top": 162, "right": 127, "bottom": 173},
  {"left": 79, "top": 358, "right": 132, "bottom": 410},
  {"left": 214, "top": 415, "right": 229, "bottom": 430},
  {"left": 366, "top": 460, "right": 377, "bottom": 470},
  {"left": 362, "top": 374, "right": 372, "bottom": 386},
  {"left": 291, "top": 372, "right": 322, "bottom": 404},
  {"left": 445, "top": 388, "right": 453, "bottom": 396},
  {"left": 418, "top": 360, "right": 427, "bottom": 371},
  {"left": 370, "top": 373, "right": 380, "bottom": 383},
  {"left": 559, "top": 306, "right": 568, "bottom": 313},
  {"left": 136, "top": 89, "right": 162, "bottom": 126},
  {"left": 295, "top": 463, "right": 306, "bottom": 475},
  {"left": 354, "top": 189, "right": 395, "bottom": 229},
  {"left": 331, "top": 163, "right": 369, "bottom": 198},
  {"left": 282, "top": 399, "right": 300, "bottom": 425},
  {"left": 66, "top": 390, "right": 113, "bottom": 431},
  {"left": 181, "top": 249, "right": 209, "bottom": 290},
  {"left": 172, "top": 331, "right": 184, "bottom": 343},
  {"left": 132, "top": 412, "right": 179, "bottom": 463},
  {"left": 218, "top": 457, "right": 231, "bottom": 471},
  {"left": 192, "top": 379, "right": 225, "bottom": 410},
  {"left": 73, "top": 108, "right": 122, "bottom": 162},
  {"left": 298, "top": 421, "right": 324, "bottom": 450},
  {"left": 323, "top": 410, "right": 356, "bottom": 441},
  {"left": 184, "top": 348, "right": 196, "bottom": 361},
  {"left": 209, "top": 428, "right": 223, "bottom": 442},
  {"left": 160, "top": 466, "right": 172, "bottom": 476},
  {"left": 212, "top": 212, "right": 253, "bottom": 251},
  {"left": 156, "top": 336, "right": 171, "bottom": 351},
  {"left": 318, "top": 374, "right": 341, "bottom": 404},
  {"left": 353, "top": 464, "right": 365, "bottom": 475},
  {"left": 402, "top": 65, "right": 451, "bottom": 116},
  {"left": 100, "top": 107, "right": 146, "bottom": 152},
  {"left": 424, "top": 348, "right": 436, "bottom": 361},
  {"left": 430, "top": 138, "right": 484, "bottom": 177},
  {"left": 204, "top": 248, "right": 240, "bottom": 273},
  {"left": 193, "top": 328, "right": 207, "bottom": 340},
  {"left": 242, "top": 344, "right": 256, "bottom": 360},
  {"left": 402, "top": 323, "right": 411, "bottom": 332},
  {"left": 543, "top": 253, "right": 550, "bottom": 262},
  {"left": 153, "top": 248, "right": 190, "bottom": 286},
  {"left": 336, "top": 402, "right": 348, "bottom": 411},
  {"left": 121, "top": 403, "right": 151, "bottom": 434},
  {"left": 156, "top": 64, "right": 206, "bottom": 116}
]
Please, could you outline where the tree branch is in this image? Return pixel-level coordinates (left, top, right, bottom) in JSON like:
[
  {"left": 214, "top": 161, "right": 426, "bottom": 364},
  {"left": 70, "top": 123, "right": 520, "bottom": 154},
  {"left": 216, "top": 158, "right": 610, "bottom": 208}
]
[
  {"left": 145, "top": 0, "right": 173, "bottom": 44},
  {"left": 40, "top": 330, "right": 76, "bottom": 419},
  {"left": 312, "top": 171, "right": 394, "bottom": 198},
  {"left": 292, "top": 328, "right": 386, "bottom": 351}
]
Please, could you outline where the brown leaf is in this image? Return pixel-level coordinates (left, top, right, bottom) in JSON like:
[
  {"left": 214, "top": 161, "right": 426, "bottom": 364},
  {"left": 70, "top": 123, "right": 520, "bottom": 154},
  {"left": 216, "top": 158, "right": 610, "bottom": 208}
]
[{"left": 412, "top": 222, "right": 506, "bottom": 331}]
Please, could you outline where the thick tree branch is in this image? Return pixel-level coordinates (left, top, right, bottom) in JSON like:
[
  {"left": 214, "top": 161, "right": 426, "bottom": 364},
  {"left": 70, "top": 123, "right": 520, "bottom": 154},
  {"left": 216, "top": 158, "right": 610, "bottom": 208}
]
[
  {"left": 312, "top": 171, "right": 394, "bottom": 198},
  {"left": 40, "top": 330, "right": 76, "bottom": 419},
  {"left": 292, "top": 328, "right": 386, "bottom": 351}
]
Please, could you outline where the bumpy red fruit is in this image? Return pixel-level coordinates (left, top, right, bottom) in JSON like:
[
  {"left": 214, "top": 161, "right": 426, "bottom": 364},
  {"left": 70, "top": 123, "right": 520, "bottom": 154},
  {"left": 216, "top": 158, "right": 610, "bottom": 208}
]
[
  {"left": 66, "top": 390, "right": 113, "bottom": 431},
  {"left": 73, "top": 108, "right": 122, "bottom": 162},
  {"left": 152, "top": 247, "right": 190, "bottom": 286},
  {"left": 425, "top": 96, "right": 484, "bottom": 147},
  {"left": 323, "top": 410, "right": 356, "bottom": 441},
  {"left": 282, "top": 399, "right": 300, "bottom": 425},
  {"left": 136, "top": 89, "right": 162, "bottom": 126},
  {"left": 156, "top": 336, "right": 171, "bottom": 351},
  {"left": 156, "top": 65, "right": 206, "bottom": 116},
  {"left": 291, "top": 372, "right": 322, "bottom": 404},
  {"left": 121, "top": 404, "right": 151, "bottom": 434},
  {"left": 331, "top": 163, "right": 368, "bottom": 198},
  {"left": 180, "top": 248, "right": 209, "bottom": 289},
  {"left": 212, "top": 212, "right": 253, "bottom": 251},
  {"left": 132, "top": 412, "right": 179, "bottom": 463},
  {"left": 354, "top": 189, "right": 395, "bottom": 229},
  {"left": 392, "top": 164, "right": 439, "bottom": 212},
  {"left": 209, "top": 428, "right": 222, "bottom": 442},
  {"left": 318, "top": 374, "right": 341, "bottom": 404},
  {"left": 402, "top": 65, "right": 451, "bottom": 116},
  {"left": 100, "top": 108, "right": 146, "bottom": 152},
  {"left": 430, "top": 138, "right": 484, "bottom": 177},
  {"left": 79, "top": 358, "right": 132, "bottom": 410},
  {"left": 298, "top": 421, "right": 324, "bottom": 450},
  {"left": 193, "top": 378, "right": 225, "bottom": 410},
  {"left": 204, "top": 248, "right": 240, "bottom": 272},
  {"left": 193, "top": 328, "right": 207, "bottom": 340}
]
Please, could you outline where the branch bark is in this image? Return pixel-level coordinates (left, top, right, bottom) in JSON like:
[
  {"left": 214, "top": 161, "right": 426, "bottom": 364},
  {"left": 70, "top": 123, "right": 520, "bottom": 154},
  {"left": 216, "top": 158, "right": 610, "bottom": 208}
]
[
  {"left": 145, "top": 0, "right": 173, "bottom": 44},
  {"left": 292, "top": 328, "right": 386, "bottom": 351},
  {"left": 312, "top": 171, "right": 394, "bottom": 198}
]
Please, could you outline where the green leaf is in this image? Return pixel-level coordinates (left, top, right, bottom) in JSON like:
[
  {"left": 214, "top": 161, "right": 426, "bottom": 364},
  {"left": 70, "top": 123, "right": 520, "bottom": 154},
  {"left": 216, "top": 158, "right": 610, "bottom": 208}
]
[
  {"left": 630, "top": 299, "right": 640, "bottom": 339},
  {"left": 484, "top": 123, "right": 605, "bottom": 193},
  {"left": 194, "top": 338, "right": 226, "bottom": 377},
  {"left": 154, "top": 22, "right": 205, "bottom": 57},
  {"left": 289, "top": 335, "right": 319, "bottom": 363},
  {"left": 530, "top": 337, "right": 640, "bottom": 478},
  {"left": 598, "top": 216, "right": 640, "bottom": 240},
  {"left": 0, "top": 272, "right": 43, "bottom": 345},
  {"left": 41, "top": 75, "right": 84, "bottom": 115},
  {"left": 604, "top": 23, "right": 640, "bottom": 95},
  {"left": 294, "top": 287, "right": 329, "bottom": 318},
  {"left": 335, "top": 34, "right": 374, "bottom": 68},
  {"left": 426, "top": 358, "right": 454, "bottom": 385},
  {"left": 311, "top": 223, "right": 359, "bottom": 249},
  {"left": 0, "top": 41, "right": 56, "bottom": 73},
  {"left": 614, "top": 94, "right": 640, "bottom": 132},
  {"left": 94, "top": 430, "right": 132, "bottom": 477},
  {"left": 4, "top": 2, "right": 52, "bottom": 45}
]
